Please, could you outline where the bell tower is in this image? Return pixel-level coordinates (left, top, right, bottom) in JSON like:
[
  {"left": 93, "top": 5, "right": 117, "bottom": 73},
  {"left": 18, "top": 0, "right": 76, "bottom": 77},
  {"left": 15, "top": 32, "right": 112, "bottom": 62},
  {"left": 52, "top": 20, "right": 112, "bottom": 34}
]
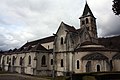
[{"left": 79, "top": 2, "right": 98, "bottom": 42}]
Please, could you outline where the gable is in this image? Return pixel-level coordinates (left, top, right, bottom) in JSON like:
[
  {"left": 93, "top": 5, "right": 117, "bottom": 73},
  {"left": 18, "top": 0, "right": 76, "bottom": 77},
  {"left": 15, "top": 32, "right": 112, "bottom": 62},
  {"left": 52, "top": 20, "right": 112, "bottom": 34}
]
[
  {"left": 56, "top": 22, "right": 67, "bottom": 36},
  {"left": 79, "top": 25, "right": 91, "bottom": 43},
  {"left": 56, "top": 22, "right": 76, "bottom": 36}
]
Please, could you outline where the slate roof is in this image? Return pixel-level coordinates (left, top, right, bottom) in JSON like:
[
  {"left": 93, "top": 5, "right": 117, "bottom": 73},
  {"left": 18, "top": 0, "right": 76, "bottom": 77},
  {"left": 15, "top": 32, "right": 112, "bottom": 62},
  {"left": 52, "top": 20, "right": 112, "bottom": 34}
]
[
  {"left": 9, "top": 36, "right": 55, "bottom": 53},
  {"left": 112, "top": 53, "right": 120, "bottom": 60},
  {"left": 74, "top": 40, "right": 112, "bottom": 52},
  {"left": 98, "top": 35, "right": 120, "bottom": 50},
  {"left": 30, "top": 43, "right": 48, "bottom": 51},
  {"left": 75, "top": 46, "right": 117, "bottom": 52},
  {"left": 80, "top": 2, "right": 95, "bottom": 18},
  {"left": 80, "top": 41, "right": 98, "bottom": 46},
  {"left": 82, "top": 53, "right": 108, "bottom": 60},
  {"left": 23, "top": 36, "right": 55, "bottom": 47}
]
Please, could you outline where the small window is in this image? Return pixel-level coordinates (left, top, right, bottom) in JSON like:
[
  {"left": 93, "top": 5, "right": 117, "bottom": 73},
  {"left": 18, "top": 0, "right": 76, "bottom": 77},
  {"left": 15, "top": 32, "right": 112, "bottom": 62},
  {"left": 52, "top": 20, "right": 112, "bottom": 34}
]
[
  {"left": 12, "top": 56, "right": 16, "bottom": 65},
  {"left": 48, "top": 45, "right": 49, "bottom": 49},
  {"left": 87, "top": 27, "right": 89, "bottom": 30},
  {"left": 61, "top": 59, "right": 64, "bottom": 67},
  {"left": 86, "top": 18, "right": 89, "bottom": 24},
  {"left": 20, "top": 57, "right": 23, "bottom": 65},
  {"left": 82, "top": 21, "right": 85, "bottom": 25},
  {"left": 51, "top": 59, "right": 53, "bottom": 65},
  {"left": 77, "top": 60, "right": 79, "bottom": 69},
  {"left": 41, "top": 55, "right": 46, "bottom": 65},
  {"left": 91, "top": 18, "right": 93, "bottom": 23},
  {"left": 61, "top": 37, "right": 63, "bottom": 45},
  {"left": 28, "top": 56, "right": 31, "bottom": 65}
]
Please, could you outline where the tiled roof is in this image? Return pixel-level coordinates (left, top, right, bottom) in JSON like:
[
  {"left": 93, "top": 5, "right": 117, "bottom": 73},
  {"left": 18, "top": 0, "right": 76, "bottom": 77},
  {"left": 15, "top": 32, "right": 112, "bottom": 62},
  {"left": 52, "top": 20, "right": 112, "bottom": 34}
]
[
  {"left": 80, "top": 2, "right": 94, "bottom": 18},
  {"left": 112, "top": 53, "right": 120, "bottom": 60},
  {"left": 98, "top": 35, "right": 120, "bottom": 50},
  {"left": 23, "top": 36, "right": 55, "bottom": 47},
  {"left": 14, "top": 36, "right": 55, "bottom": 52},
  {"left": 80, "top": 41, "right": 98, "bottom": 46},
  {"left": 30, "top": 43, "right": 48, "bottom": 51},
  {"left": 82, "top": 53, "right": 108, "bottom": 60},
  {"left": 75, "top": 46, "right": 117, "bottom": 52}
]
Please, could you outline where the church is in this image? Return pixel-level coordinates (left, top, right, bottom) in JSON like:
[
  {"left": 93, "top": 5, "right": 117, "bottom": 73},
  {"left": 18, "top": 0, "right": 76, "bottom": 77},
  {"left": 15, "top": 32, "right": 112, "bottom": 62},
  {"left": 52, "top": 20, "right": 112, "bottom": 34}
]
[{"left": 0, "top": 2, "right": 120, "bottom": 76}]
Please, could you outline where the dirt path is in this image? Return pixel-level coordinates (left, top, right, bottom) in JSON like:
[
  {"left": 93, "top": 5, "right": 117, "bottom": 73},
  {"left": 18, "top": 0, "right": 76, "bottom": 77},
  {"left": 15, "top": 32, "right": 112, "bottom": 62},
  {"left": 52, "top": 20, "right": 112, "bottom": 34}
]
[{"left": 0, "top": 74, "right": 50, "bottom": 80}]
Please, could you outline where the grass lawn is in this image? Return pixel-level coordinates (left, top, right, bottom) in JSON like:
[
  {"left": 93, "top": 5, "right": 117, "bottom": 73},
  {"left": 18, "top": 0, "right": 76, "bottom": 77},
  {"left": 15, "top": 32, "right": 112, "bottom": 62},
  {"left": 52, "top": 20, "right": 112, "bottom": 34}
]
[
  {"left": 0, "top": 71, "right": 69, "bottom": 80},
  {"left": 0, "top": 71, "right": 50, "bottom": 80}
]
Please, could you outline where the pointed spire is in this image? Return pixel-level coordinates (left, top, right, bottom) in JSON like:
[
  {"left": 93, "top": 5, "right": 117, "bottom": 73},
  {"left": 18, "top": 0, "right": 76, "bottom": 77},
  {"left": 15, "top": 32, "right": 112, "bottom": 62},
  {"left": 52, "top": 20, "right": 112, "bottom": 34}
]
[{"left": 82, "top": 2, "right": 95, "bottom": 17}]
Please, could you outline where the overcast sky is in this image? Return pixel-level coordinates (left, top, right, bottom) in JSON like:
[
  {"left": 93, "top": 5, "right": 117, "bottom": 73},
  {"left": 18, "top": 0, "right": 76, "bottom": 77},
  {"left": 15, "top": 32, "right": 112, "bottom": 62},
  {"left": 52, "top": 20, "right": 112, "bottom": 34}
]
[{"left": 0, "top": 0, "right": 120, "bottom": 50}]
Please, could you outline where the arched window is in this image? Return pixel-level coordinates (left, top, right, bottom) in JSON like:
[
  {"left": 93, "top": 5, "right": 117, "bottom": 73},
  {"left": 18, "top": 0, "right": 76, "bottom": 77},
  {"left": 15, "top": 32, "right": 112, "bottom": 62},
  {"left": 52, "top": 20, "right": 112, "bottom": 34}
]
[
  {"left": 28, "top": 56, "right": 31, "bottom": 65},
  {"left": 82, "top": 21, "right": 85, "bottom": 25},
  {"left": 20, "top": 57, "right": 23, "bottom": 66},
  {"left": 91, "top": 18, "right": 93, "bottom": 23},
  {"left": 41, "top": 55, "right": 46, "bottom": 65},
  {"left": 48, "top": 45, "right": 49, "bottom": 49},
  {"left": 12, "top": 56, "right": 16, "bottom": 65},
  {"left": 51, "top": 59, "right": 53, "bottom": 65},
  {"left": 61, "top": 59, "right": 64, "bottom": 67},
  {"left": 77, "top": 60, "right": 79, "bottom": 69},
  {"left": 61, "top": 37, "right": 63, "bottom": 45},
  {"left": 97, "top": 65, "right": 100, "bottom": 72},
  {"left": 86, "top": 18, "right": 89, "bottom": 24}
]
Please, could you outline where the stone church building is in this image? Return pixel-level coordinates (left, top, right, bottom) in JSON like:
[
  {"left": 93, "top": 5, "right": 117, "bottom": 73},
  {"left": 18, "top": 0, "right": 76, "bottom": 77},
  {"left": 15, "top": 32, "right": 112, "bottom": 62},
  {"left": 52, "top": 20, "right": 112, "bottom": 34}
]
[{"left": 0, "top": 3, "right": 120, "bottom": 76}]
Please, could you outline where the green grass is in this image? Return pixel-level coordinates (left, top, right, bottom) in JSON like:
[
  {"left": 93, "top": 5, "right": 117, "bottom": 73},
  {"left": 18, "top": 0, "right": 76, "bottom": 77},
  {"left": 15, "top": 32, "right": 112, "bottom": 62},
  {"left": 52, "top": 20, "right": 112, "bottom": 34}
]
[{"left": 0, "top": 71, "right": 50, "bottom": 80}]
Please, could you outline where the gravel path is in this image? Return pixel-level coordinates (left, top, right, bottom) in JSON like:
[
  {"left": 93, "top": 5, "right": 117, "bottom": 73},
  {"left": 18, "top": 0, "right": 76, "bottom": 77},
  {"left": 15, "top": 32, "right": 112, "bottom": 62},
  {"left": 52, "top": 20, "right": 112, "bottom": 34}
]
[{"left": 0, "top": 74, "right": 50, "bottom": 80}]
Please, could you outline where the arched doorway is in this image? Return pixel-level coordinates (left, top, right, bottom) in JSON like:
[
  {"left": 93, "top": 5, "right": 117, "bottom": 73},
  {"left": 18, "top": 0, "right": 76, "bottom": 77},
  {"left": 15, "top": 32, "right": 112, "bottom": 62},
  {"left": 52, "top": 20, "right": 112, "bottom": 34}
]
[
  {"left": 86, "top": 61, "right": 91, "bottom": 72},
  {"left": 97, "top": 65, "right": 100, "bottom": 72}
]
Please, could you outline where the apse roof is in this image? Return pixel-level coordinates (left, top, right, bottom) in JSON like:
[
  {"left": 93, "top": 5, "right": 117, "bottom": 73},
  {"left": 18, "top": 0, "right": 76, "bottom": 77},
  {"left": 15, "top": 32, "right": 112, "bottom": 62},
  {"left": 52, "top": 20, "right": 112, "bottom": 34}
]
[{"left": 82, "top": 53, "right": 108, "bottom": 60}]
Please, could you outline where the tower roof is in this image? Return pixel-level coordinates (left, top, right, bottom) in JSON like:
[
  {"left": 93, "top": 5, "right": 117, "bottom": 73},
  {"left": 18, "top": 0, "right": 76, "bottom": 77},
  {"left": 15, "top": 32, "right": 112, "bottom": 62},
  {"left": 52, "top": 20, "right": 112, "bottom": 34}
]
[{"left": 81, "top": 2, "right": 95, "bottom": 18}]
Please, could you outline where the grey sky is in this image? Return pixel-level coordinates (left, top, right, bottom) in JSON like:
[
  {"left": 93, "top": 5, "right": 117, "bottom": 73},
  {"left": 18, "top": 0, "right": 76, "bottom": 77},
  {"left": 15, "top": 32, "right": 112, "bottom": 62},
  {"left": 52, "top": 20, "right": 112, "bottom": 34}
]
[{"left": 0, "top": 0, "right": 120, "bottom": 50}]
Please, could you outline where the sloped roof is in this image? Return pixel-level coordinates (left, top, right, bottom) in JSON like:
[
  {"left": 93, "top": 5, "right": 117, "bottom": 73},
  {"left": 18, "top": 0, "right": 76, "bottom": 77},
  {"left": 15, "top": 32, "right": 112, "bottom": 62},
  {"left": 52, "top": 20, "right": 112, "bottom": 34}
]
[
  {"left": 80, "top": 41, "right": 98, "bottom": 46},
  {"left": 98, "top": 35, "right": 120, "bottom": 50},
  {"left": 24, "top": 36, "right": 55, "bottom": 46},
  {"left": 82, "top": 53, "right": 108, "bottom": 60},
  {"left": 75, "top": 46, "right": 117, "bottom": 52},
  {"left": 15, "top": 36, "right": 55, "bottom": 52},
  {"left": 64, "top": 25, "right": 76, "bottom": 32},
  {"left": 62, "top": 22, "right": 76, "bottom": 32},
  {"left": 30, "top": 43, "right": 48, "bottom": 51},
  {"left": 80, "top": 2, "right": 95, "bottom": 18},
  {"left": 112, "top": 53, "right": 120, "bottom": 60}
]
